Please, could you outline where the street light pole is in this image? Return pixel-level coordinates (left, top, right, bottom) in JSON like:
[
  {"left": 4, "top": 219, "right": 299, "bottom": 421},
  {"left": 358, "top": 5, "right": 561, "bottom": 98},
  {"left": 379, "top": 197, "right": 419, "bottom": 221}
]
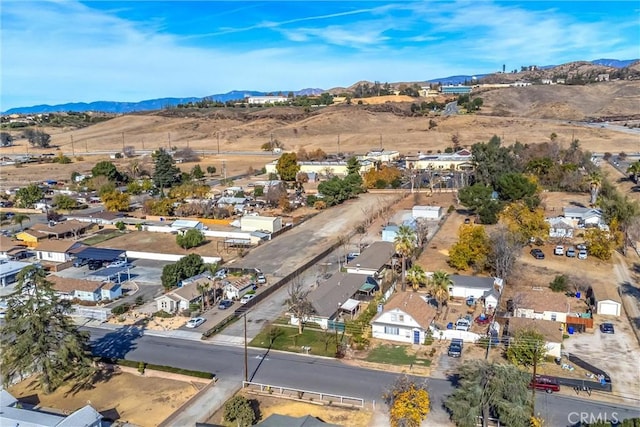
[{"left": 244, "top": 313, "right": 248, "bottom": 382}]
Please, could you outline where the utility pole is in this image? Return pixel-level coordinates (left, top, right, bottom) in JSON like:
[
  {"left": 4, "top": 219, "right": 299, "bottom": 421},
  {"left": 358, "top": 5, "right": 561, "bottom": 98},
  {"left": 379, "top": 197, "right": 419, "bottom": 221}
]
[
  {"left": 85, "top": 140, "right": 88, "bottom": 152},
  {"left": 217, "top": 132, "right": 220, "bottom": 155},
  {"left": 142, "top": 138, "right": 145, "bottom": 150},
  {"left": 168, "top": 132, "right": 171, "bottom": 150},
  {"left": 244, "top": 313, "right": 248, "bottom": 382},
  {"left": 337, "top": 134, "right": 340, "bottom": 156},
  {"left": 70, "top": 135, "right": 75, "bottom": 156},
  {"left": 531, "top": 343, "right": 541, "bottom": 417},
  {"left": 122, "top": 132, "right": 125, "bottom": 153}
]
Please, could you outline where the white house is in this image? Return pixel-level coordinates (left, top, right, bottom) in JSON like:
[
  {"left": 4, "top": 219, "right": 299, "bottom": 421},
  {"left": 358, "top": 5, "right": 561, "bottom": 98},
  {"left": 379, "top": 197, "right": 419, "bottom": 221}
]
[
  {"left": 49, "top": 276, "right": 106, "bottom": 302},
  {"left": 223, "top": 276, "right": 256, "bottom": 300},
  {"left": 362, "top": 149, "right": 400, "bottom": 163},
  {"left": 449, "top": 275, "right": 503, "bottom": 299},
  {"left": 371, "top": 292, "right": 437, "bottom": 344},
  {"left": 412, "top": 205, "right": 443, "bottom": 220},
  {"left": 246, "top": 95, "right": 288, "bottom": 104},
  {"left": 171, "top": 219, "right": 204, "bottom": 230},
  {"left": 155, "top": 280, "right": 205, "bottom": 313},
  {"left": 513, "top": 290, "right": 573, "bottom": 322},
  {"left": 0, "top": 260, "right": 31, "bottom": 287},
  {"left": 563, "top": 207, "right": 603, "bottom": 226},
  {"left": 35, "top": 240, "right": 86, "bottom": 263},
  {"left": 546, "top": 217, "right": 575, "bottom": 239},
  {"left": 345, "top": 241, "right": 395, "bottom": 276},
  {"left": 506, "top": 317, "right": 563, "bottom": 358},
  {"left": 240, "top": 215, "right": 283, "bottom": 233}
]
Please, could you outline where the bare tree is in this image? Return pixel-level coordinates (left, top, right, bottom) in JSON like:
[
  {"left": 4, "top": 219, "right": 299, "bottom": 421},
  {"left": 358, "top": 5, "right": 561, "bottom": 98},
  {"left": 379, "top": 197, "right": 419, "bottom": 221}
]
[
  {"left": 265, "top": 182, "right": 287, "bottom": 207},
  {"left": 414, "top": 218, "right": 429, "bottom": 249},
  {"left": 378, "top": 197, "right": 393, "bottom": 226},
  {"left": 487, "top": 226, "right": 524, "bottom": 282},
  {"left": 286, "top": 277, "right": 313, "bottom": 334}
]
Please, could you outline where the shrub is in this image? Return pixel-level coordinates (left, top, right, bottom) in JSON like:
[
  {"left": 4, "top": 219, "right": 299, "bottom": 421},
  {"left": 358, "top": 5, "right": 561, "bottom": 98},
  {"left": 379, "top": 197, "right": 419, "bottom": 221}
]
[
  {"left": 154, "top": 310, "right": 174, "bottom": 318},
  {"left": 111, "top": 303, "right": 130, "bottom": 315},
  {"left": 138, "top": 361, "right": 146, "bottom": 374},
  {"left": 223, "top": 396, "right": 257, "bottom": 427},
  {"left": 549, "top": 274, "right": 568, "bottom": 292},
  {"left": 102, "top": 358, "right": 214, "bottom": 379}
]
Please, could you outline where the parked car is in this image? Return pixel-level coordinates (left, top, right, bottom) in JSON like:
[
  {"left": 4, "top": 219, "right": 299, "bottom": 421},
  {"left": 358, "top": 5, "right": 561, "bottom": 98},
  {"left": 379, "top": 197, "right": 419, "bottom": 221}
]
[
  {"left": 600, "top": 323, "right": 615, "bottom": 334},
  {"left": 107, "top": 259, "right": 128, "bottom": 268},
  {"left": 185, "top": 317, "right": 206, "bottom": 328},
  {"left": 218, "top": 299, "right": 234, "bottom": 310},
  {"left": 475, "top": 314, "right": 492, "bottom": 325},
  {"left": 455, "top": 318, "right": 471, "bottom": 331},
  {"left": 566, "top": 247, "right": 576, "bottom": 258},
  {"left": 530, "top": 248, "right": 545, "bottom": 259},
  {"left": 88, "top": 260, "right": 103, "bottom": 270},
  {"left": 73, "top": 258, "right": 88, "bottom": 268},
  {"left": 240, "top": 294, "right": 256, "bottom": 304},
  {"left": 554, "top": 245, "right": 564, "bottom": 256},
  {"left": 576, "top": 244, "right": 587, "bottom": 251},
  {"left": 256, "top": 274, "right": 267, "bottom": 285},
  {"left": 448, "top": 338, "right": 463, "bottom": 357},
  {"left": 214, "top": 269, "right": 228, "bottom": 279},
  {"left": 578, "top": 250, "right": 588, "bottom": 260},
  {"left": 464, "top": 218, "right": 471, "bottom": 224},
  {"left": 529, "top": 375, "right": 560, "bottom": 393}
]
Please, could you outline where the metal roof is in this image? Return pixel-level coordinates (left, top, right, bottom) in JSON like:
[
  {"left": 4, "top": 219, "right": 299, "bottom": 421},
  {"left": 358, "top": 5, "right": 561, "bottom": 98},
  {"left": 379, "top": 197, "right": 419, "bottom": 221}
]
[
  {"left": 75, "top": 247, "right": 125, "bottom": 261},
  {"left": 91, "top": 266, "right": 129, "bottom": 278}
]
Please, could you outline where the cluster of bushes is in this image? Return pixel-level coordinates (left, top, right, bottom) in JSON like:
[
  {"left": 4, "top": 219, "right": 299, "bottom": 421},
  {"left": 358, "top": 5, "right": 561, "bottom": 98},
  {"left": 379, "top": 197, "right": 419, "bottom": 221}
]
[{"left": 100, "top": 357, "right": 214, "bottom": 379}]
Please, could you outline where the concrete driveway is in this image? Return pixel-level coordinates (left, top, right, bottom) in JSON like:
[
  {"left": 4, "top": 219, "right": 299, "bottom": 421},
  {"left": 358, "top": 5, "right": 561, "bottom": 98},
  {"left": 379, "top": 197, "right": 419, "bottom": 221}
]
[{"left": 562, "top": 314, "right": 640, "bottom": 403}]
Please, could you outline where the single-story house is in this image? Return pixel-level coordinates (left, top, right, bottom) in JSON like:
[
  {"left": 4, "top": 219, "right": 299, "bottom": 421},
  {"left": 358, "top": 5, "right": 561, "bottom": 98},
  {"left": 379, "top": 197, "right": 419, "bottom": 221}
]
[
  {"left": 15, "top": 229, "right": 45, "bottom": 248},
  {"left": 223, "top": 276, "right": 256, "bottom": 300},
  {"left": 412, "top": 205, "right": 443, "bottom": 220},
  {"left": 0, "top": 260, "right": 31, "bottom": 287},
  {"left": 546, "top": 217, "right": 575, "bottom": 239},
  {"left": 28, "top": 220, "right": 92, "bottom": 240},
  {"left": 345, "top": 241, "right": 395, "bottom": 276},
  {"left": 171, "top": 219, "right": 204, "bottom": 230},
  {"left": 381, "top": 219, "right": 417, "bottom": 242},
  {"left": 35, "top": 240, "right": 86, "bottom": 263},
  {"left": 101, "top": 281, "right": 123, "bottom": 301},
  {"left": 0, "top": 389, "right": 102, "bottom": 427},
  {"left": 256, "top": 414, "right": 340, "bottom": 427},
  {"left": 240, "top": 215, "right": 282, "bottom": 233},
  {"left": 449, "top": 275, "right": 504, "bottom": 299},
  {"left": 66, "top": 210, "right": 124, "bottom": 225},
  {"left": 0, "top": 235, "right": 29, "bottom": 260},
  {"left": 371, "top": 291, "right": 437, "bottom": 344},
  {"left": 588, "top": 283, "right": 622, "bottom": 317},
  {"left": 155, "top": 280, "right": 204, "bottom": 313},
  {"left": 506, "top": 317, "right": 563, "bottom": 358},
  {"left": 512, "top": 290, "right": 573, "bottom": 322},
  {"left": 563, "top": 207, "right": 603, "bottom": 226},
  {"left": 294, "top": 273, "right": 379, "bottom": 329},
  {"left": 48, "top": 276, "right": 117, "bottom": 302},
  {"left": 216, "top": 197, "right": 249, "bottom": 213}
]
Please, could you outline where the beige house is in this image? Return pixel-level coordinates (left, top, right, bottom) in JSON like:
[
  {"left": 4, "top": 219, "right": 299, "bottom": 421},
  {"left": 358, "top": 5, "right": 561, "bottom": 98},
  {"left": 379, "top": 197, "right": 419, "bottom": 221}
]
[
  {"left": 513, "top": 290, "right": 573, "bottom": 322},
  {"left": 155, "top": 280, "right": 206, "bottom": 313},
  {"left": 35, "top": 240, "right": 86, "bottom": 263},
  {"left": 405, "top": 149, "right": 474, "bottom": 171},
  {"left": 265, "top": 158, "right": 374, "bottom": 177}
]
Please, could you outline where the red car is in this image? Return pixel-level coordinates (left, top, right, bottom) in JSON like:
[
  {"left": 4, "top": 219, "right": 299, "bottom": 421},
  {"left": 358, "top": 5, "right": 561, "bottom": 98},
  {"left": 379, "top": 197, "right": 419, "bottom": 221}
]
[
  {"left": 530, "top": 375, "right": 560, "bottom": 393},
  {"left": 475, "top": 314, "right": 493, "bottom": 325}
]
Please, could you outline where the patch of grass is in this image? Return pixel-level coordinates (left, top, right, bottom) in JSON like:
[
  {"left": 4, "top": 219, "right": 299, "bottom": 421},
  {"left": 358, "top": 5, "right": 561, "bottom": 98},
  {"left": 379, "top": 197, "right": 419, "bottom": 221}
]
[
  {"left": 81, "top": 231, "right": 121, "bottom": 246},
  {"left": 365, "top": 345, "right": 416, "bottom": 365},
  {"left": 250, "top": 326, "right": 342, "bottom": 358}
]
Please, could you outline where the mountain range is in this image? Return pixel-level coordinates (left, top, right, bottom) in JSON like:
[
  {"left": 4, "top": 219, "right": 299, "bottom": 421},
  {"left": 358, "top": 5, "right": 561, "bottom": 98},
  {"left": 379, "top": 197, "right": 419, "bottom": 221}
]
[{"left": 3, "top": 59, "right": 637, "bottom": 115}]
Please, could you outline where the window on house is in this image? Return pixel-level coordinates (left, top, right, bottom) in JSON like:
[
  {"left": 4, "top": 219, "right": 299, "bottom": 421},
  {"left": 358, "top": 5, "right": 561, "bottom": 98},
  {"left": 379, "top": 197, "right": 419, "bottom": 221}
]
[
  {"left": 390, "top": 314, "right": 397, "bottom": 322},
  {"left": 161, "top": 301, "right": 167, "bottom": 309},
  {"left": 551, "top": 313, "right": 557, "bottom": 321},
  {"left": 384, "top": 326, "right": 399, "bottom": 335},
  {"left": 398, "top": 315, "right": 404, "bottom": 322}
]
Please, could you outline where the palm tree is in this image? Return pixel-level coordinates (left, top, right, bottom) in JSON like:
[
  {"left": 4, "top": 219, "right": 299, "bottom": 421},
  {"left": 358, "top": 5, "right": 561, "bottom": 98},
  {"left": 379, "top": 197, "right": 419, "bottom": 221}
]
[
  {"left": 394, "top": 225, "right": 417, "bottom": 292},
  {"left": 197, "top": 281, "right": 211, "bottom": 312},
  {"left": 406, "top": 265, "right": 428, "bottom": 291},
  {"left": 588, "top": 171, "right": 602, "bottom": 206},
  {"left": 12, "top": 214, "right": 30, "bottom": 230},
  {"left": 627, "top": 161, "right": 640, "bottom": 184},
  {"left": 430, "top": 270, "right": 452, "bottom": 313}
]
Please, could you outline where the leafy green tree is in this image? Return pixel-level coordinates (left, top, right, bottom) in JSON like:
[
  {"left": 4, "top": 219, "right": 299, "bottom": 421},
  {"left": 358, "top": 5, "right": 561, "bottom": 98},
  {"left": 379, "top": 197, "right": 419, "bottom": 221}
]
[
  {"left": 24, "top": 129, "right": 51, "bottom": 148},
  {"left": 496, "top": 173, "right": 539, "bottom": 209},
  {"left": 318, "top": 92, "right": 334, "bottom": 105},
  {"left": 429, "top": 271, "right": 452, "bottom": 313},
  {"left": 176, "top": 229, "right": 205, "bottom": 250},
  {"left": 161, "top": 253, "right": 205, "bottom": 289},
  {"left": 152, "top": 148, "right": 181, "bottom": 190},
  {"left": 627, "top": 161, "right": 640, "bottom": 183},
  {"left": 549, "top": 274, "right": 569, "bottom": 292},
  {"left": 253, "top": 186, "right": 264, "bottom": 197},
  {"left": 206, "top": 165, "right": 217, "bottom": 174},
  {"left": 15, "top": 183, "right": 44, "bottom": 208},
  {"left": 91, "top": 161, "right": 123, "bottom": 183},
  {"left": 190, "top": 164, "right": 204, "bottom": 180},
  {"left": 53, "top": 194, "right": 77, "bottom": 210},
  {"left": 394, "top": 225, "right": 417, "bottom": 291},
  {"left": 384, "top": 375, "right": 431, "bottom": 427},
  {"left": 506, "top": 329, "right": 546, "bottom": 368},
  {"left": 445, "top": 360, "right": 532, "bottom": 427},
  {"left": 346, "top": 156, "right": 361, "bottom": 176},
  {"left": 223, "top": 395, "right": 257, "bottom": 427},
  {"left": 406, "top": 265, "right": 428, "bottom": 291},
  {"left": 458, "top": 183, "right": 502, "bottom": 224},
  {"left": 471, "top": 136, "right": 516, "bottom": 187},
  {"left": 0, "top": 266, "right": 95, "bottom": 393},
  {"left": 0, "top": 132, "right": 13, "bottom": 146},
  {"left": 275, "top": 152, "right": 300, "bottom": 181},
  {"left": 12, "top": 214, "right": 31, "bottom": 230}
]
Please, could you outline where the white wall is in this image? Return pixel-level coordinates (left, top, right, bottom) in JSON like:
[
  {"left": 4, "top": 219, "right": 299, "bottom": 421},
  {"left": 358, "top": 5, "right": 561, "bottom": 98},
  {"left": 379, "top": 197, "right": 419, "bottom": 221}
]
[
  {"left": 125, "top": 251, "right": 221, "bottom": 264},
  {"left": 436, "top": 329, "right": 481, "bottom": 342},
  {"left": 203, "top": 229, "right": 253, "bottom": 240},
  {"left": 371, "top": 324, "right": 415, "bottom": 344},
  {"left": 450, "top": 286, "right": 491, "bottom": 299},
  {"left": 36, "top": 251, "right": 68, "bottom": 263}
]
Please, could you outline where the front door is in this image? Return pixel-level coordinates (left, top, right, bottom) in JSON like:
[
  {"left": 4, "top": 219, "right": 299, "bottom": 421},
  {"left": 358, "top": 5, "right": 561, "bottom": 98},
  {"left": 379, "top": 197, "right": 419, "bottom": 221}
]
[{"left": 413, "top": 330, "right": 420, "bottom": 345}]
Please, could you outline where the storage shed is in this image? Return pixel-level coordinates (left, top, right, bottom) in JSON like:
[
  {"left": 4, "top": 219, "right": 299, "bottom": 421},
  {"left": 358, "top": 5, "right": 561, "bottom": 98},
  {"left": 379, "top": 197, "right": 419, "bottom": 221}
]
[
  {"left": 240, "top": 215, "right": 282, "bottom": 233},
  {"left": 412, "top": 205, "right": 443, "bottom": 220}
]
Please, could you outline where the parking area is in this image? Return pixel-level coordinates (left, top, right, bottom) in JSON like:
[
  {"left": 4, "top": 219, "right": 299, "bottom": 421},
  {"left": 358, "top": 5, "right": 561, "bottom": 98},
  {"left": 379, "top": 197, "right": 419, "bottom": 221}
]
[{"left": 53, "top": 258, "right": 168, "bottom": 284}]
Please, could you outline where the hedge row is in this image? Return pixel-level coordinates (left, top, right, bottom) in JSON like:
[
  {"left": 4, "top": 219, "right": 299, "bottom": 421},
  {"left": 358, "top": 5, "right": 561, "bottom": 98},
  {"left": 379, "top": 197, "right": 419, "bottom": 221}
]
[
  {"left": 100, "top": 357, "right": 214, "bottom": 379},
  {"left": 202, "top": 314, "right": 238, "bottom": 339}
]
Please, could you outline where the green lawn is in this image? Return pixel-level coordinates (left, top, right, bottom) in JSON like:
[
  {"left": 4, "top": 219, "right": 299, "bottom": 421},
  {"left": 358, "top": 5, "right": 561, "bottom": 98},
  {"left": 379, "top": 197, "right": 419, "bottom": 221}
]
[
  {"left": 365, "top": 344, "right": 431, "bottom": 367},
  {"left": 250, "top": 325, "right": 343, "bottom": 358},
  {"left": 81, "top": 231, "right": 122, "bottom": 246}
]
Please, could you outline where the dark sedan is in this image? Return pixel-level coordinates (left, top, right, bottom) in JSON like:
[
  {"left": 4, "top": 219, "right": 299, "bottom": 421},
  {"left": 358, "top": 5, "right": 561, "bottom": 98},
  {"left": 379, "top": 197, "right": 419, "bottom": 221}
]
[
  {"left": 218, "top": 299, "right": 234, "bottom": 310},
  {"left": 599, "top": 323, "right": 615, "bottom": 334},
  {"left": 530, "top": 248, "right": 545, "bottom": 259}
]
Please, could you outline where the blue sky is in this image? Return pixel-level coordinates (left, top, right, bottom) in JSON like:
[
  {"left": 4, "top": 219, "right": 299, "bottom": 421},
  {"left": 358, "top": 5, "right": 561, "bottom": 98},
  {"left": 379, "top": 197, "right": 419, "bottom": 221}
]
[{"left": 1, "top": 1, "right": 638, "bottom": 110}]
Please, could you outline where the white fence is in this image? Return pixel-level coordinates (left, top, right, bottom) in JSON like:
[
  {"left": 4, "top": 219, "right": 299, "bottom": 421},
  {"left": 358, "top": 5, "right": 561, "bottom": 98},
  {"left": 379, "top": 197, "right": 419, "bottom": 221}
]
[
  {"left": 72, "top": 306, "right": 109, "bottom": 321},
  {"left": 437, "top": 329, "right": 481, "bottom": 342},
  {"left": 242, "top": 381, "right": 365, "bottom": 408},
  {"left": 126, "top": 251, "right": 221, "bottom": 264},
  {"left": 203, "top": 230, "right": 253, "bottom": 240}
]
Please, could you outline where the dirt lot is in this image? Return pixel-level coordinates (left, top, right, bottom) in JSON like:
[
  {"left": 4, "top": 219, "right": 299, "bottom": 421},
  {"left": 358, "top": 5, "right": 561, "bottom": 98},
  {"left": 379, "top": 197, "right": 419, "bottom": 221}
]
[
  {"left": 205, "top": 389, "right": 373, "bottom": 427},
  {"left": 95, "top": 230, "right": 225, "bottom": 258},
  {"left": 8, "top": 371, "right": 198, "bottom": 426}
]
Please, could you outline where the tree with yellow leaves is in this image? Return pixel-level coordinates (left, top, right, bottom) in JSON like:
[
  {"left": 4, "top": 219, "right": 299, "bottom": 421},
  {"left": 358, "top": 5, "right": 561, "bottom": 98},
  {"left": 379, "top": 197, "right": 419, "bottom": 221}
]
[
  {"left": 363, "top": 165, "right": 402, "bottom": 189},
  {"left": 448, "top": 224, "right": 490, "bottom": 271},
  {"left": 499, "top": 201, "right": 549, "bottom": 244},
  {"left": 102, "top": 190, "right": 130, "bottom": 212},
  {"left": 584, "top": 218, "right": 622, "bottom": 260},
  {"left": 384, "top": 375, "right": 430, "bottom": 427}
]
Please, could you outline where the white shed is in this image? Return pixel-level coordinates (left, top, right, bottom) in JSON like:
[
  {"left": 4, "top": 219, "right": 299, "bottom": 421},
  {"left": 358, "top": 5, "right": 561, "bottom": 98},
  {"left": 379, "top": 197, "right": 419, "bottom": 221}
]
[
  {"left": 240, "top": 215, "right": 282, "bottom": 233},
  {"left": 597, "top": 299, "right": 621, "bottom": 316},
  {"left": 171, "top": 219, "right": 204, "bottom": 230},
  {"left": 412, "top": 205, "right": 443, "bottom": 220}
]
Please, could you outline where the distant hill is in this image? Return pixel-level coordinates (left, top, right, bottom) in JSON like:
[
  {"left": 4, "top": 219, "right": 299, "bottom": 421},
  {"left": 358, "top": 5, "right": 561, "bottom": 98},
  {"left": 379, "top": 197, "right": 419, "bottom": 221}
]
[{"left": 3, "top": 58, "right": 637, "bottom": 114}]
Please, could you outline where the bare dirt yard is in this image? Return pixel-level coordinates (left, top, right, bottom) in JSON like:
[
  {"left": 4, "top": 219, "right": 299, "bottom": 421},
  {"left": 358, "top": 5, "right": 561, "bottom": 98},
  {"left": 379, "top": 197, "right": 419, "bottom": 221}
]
[
  {"left": 95, "top": 230, "right": 225, "bottom": 258},
  {"left": 205, "top": 389, "right": 373, "bottom": 427},
  {"left": 8, "top": 371, "right": 198, "bottom": 427}
]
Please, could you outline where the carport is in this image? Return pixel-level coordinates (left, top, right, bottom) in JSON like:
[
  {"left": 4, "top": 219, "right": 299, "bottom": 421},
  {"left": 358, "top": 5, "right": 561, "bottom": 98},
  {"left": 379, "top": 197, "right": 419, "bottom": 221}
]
[
  {"left": 91, "top": 266, "right": 131, "bottom": 283},
  {"left": 74, "top": 247, "right": 127, "bottom": 263}
]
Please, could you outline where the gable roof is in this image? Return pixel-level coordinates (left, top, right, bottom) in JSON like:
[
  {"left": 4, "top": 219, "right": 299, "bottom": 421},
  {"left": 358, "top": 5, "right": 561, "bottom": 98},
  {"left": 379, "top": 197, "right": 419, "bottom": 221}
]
[
  {"left": 171, "top": 219, "right": 202, "bottom": 228},
  {"left": 36, "top": 240, "right": 85, "bottom": 254},
  {"left": 373, "top": 291, "right": 436, "bottom": 329},
  {"left": 309, "top": 272, "right": 374, "bottom": 318},
  {"left": 0, "top": 235, "right": 25, "bottom": 251},
  {"left": 563, "top": 207, "right": 602, "bottom": 218},
  {"left": 172, "top": 280, "right": 206, "bottom": 302},
  {"left": 345, "top": 241, "right": 395, "bottom": 271},
  {"left": 506, "top": 317, "right": 563, "bottom": 343},
  {"left": 30, "top": 220, "right": 90, "bottom": 236},
  {"left": 451, "top": 275, "right": 497, "bottom": 290},
  {"left": 224, "top": 276, "right": 255, "bottom": 291},
  {"left": 514, "top": 290, "right": 572, "bottom": 313},
  {"left": 48, "top": 276, "right": 103, "bottom": 294},
  {"left": 257, "top": 414, "right": 340, "bottom": 427}
]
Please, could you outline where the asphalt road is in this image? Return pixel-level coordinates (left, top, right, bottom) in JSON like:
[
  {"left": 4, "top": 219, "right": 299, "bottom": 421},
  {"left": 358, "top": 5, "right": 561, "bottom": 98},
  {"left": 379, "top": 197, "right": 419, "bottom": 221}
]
[{"left": 86, "top": 327, "right": 640, "bottom": 425}]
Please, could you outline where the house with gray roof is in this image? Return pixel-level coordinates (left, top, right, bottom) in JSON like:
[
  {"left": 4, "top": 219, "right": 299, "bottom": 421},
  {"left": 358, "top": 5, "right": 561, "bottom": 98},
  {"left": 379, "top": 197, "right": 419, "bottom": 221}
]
[
  {"left": 449, "top": 275, "right": 503, "bottom": 299},
  {"left": 563, "top": 207, "right": 603, "bottom": 226},
  {"left": 345, "top": 241, "right": 395, "bottom": 276},
  {"left": 256, "top": 414, "right": 340, "bottom": 427},
  {"left": 0, "top": 389, "right": 101, "bottom": 427}
]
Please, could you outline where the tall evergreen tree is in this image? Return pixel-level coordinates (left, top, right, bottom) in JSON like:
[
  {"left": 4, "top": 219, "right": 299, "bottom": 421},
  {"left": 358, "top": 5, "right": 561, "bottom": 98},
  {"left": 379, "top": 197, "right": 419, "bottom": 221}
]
[
  {"left": 152, "top": 148, "right": 181, "bottom": 190},
  {"left": 0, "top": 266, "right": 95, "bottom": 393}
]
